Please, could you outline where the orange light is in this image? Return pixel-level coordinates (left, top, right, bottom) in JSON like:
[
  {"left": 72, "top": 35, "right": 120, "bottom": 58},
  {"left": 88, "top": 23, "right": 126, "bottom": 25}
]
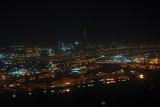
[{"left": 13, "top": 94, "right": 16, "bottom": 98}]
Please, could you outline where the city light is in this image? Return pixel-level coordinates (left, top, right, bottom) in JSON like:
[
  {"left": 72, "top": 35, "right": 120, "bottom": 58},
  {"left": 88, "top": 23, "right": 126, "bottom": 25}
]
[
  {"left": 29, "top": 92, "right": 32, "bottom": 95},
  {"left": 65, "top": 89, "right": 70, "bottom": 92},
  {"left": 0, "top": 1, "right": 159, "bottom": 106},
  {"left": 51, "top": 90, "right": 54, "bottom": 93},
  {"left": 139, "top": 74, "right": 144, "bottom": 79},
  {"left": 13, "top": 94, "right": 16, "bottom": 98}
]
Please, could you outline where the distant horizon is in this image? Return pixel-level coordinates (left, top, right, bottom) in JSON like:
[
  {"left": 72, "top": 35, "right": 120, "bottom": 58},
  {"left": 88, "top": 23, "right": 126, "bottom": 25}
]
[
  {"left": 1, "top": 0, "right": 160, "bottom": 47},
  {"left": 0, "top": 39, "right": 159, "bottom": 48}
]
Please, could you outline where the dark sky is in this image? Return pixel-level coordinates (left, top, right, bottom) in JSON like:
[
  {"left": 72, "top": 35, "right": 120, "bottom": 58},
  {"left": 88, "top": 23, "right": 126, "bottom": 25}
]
[{"left": 0, "top": 0, "right": 160, "bottom": 46}]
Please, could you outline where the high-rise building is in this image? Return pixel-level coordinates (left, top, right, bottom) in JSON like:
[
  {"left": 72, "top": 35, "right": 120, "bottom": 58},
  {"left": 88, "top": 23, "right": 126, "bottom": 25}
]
[
  {"left": 82, "top": 29, "right": 87, "bottom": 50},
  {"left": 48, "top": 48, "right": 55, "bottom": 56},
  {"left": 58, "top": 41, "right": 63, "bottom": 53}
]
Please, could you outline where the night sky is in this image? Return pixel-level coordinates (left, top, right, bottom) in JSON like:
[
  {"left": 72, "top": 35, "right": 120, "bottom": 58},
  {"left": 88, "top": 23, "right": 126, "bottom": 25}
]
[{"left": 0, "top": 0, "right": 160, "bottom": 47}]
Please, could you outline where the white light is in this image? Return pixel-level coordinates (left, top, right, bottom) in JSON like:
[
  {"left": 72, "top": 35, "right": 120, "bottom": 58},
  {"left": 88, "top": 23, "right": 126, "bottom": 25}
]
[
  {"left": 66, "top": 89, "right": 70, "bottom": 92},
  {"left": 66, "top": 82, "right": 70, "bottom": 85},
  {"left": 139, "top": 74, "right": 144, "bottom": 79},
  {"left": 101, "top": 101, "right": 106, "bottom": 105}
]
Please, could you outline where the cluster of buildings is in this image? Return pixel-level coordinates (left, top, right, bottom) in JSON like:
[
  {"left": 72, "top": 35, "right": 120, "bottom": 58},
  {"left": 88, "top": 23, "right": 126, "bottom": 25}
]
[
  {"left": 0, "top": 41, "right": 159, "bottom": 79},
  {"left": 98, "top": 43, "right": 160, "bottom": 65},
  {"left": 0, "top": 40, "right": 159, "bottom": 96}
]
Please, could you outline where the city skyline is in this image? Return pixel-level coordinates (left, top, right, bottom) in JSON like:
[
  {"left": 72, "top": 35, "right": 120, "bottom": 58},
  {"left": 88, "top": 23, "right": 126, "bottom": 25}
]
[{"left": 0, "top": 1, "right": 160, "bottom": 106}]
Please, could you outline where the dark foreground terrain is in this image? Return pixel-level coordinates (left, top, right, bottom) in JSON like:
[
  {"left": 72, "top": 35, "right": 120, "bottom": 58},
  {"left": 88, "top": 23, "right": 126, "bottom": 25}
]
[{"left": 0, "top": 68, "right": 160, "bottom": 107}]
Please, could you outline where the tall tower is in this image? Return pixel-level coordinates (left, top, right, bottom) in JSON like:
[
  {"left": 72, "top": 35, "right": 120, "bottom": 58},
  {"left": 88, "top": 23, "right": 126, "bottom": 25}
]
[{"left": 83, "top": 29, "right": 87, "bottom": 49}]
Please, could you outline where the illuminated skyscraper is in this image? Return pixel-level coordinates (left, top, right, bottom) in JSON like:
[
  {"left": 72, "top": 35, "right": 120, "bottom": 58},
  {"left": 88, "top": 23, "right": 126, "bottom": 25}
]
[{"left": 48, "top": 48, "right": 55, "bottom": 56}]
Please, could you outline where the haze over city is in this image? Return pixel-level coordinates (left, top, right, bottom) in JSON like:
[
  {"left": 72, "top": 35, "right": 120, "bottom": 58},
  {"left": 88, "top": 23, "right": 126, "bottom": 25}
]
[{"left": 0, "top": 0, "right": 160, "bottom": 107}]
